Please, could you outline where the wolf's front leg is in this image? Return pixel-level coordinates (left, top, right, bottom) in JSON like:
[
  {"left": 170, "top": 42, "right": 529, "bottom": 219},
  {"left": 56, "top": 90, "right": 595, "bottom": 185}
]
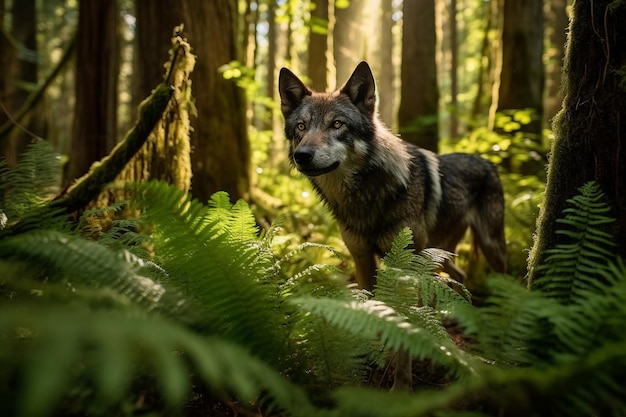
[
  {"left": 341, "top": 228, "right": 377, "bottom": 291},
  {"left": 352, "top": 251, "right": 377, "bottom": 291}
]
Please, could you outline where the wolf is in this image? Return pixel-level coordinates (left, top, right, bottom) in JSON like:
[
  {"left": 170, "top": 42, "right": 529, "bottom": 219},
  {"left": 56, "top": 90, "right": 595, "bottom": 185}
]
[
  {"left": 278, "top": 61, "right": 507, "bottom": 390},
  {"left": 279, "top": 61, "right": 506, "bottom": 291},
  {"left": 278, "top": 62, "right": 507, "bottom": 389}
]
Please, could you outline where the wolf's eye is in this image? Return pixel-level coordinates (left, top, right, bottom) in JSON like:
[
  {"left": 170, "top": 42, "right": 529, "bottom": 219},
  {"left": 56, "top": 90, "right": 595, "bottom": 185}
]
[
  {"left": 297, "top": 122, "right": 306, "bottom": 131},
  {"left": 333, "top": 120, "right": 344, "bottom": 129}
]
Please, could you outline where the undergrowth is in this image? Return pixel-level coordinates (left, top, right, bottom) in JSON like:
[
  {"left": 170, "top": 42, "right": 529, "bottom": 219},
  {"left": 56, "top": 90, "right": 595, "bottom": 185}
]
[{"left": 1, "top": 141, "right": 624, "bottom": 416}]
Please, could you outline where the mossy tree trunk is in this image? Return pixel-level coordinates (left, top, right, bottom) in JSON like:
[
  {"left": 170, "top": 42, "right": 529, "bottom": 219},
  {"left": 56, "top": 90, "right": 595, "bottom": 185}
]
[
  {"left": 189, "top": 1, "right": 249, "bottom": 202},
  {"left": 527, "top": 0, "right": 626, "bottom": 286},
  {"left": 398, "top": 0, "right": 439, "bottom": 152},
  {"left": 133, "top": 0, "right": 249, "bottom": 203}
]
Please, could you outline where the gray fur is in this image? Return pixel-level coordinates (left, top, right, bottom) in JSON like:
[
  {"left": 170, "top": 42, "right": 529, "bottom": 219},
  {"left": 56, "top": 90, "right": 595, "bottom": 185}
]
[{"left": 278, "top": 61, "right": 507, "bottom": 291}]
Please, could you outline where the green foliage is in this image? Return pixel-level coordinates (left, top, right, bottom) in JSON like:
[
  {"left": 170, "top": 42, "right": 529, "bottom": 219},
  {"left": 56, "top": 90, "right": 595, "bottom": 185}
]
[
  {"left": 0, "top": 305, "right": 314, "bottom": 417},
  {"left": 0, "top": 146, "right": 289, "bottom": 414},
  {"left": 533, "top": 182, "right": 617, "bottom": 302},
  {"left": 0, "top": 144, "right": 357, "bottom": 415},
  {"left": 3, "top": 145, "right": 626, "bottom": 416},
  {"left": 0, "top": 140, "right": 65, "bottom": 232}
]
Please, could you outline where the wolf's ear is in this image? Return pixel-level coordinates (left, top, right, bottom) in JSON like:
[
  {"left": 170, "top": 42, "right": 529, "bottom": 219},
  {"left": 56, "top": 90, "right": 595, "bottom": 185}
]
[
  {"left": 278, "top": 68, "right": 311, "bottom": 116},
  {"left": 340, "top": 61, "right": 376, "bottom": 116}
]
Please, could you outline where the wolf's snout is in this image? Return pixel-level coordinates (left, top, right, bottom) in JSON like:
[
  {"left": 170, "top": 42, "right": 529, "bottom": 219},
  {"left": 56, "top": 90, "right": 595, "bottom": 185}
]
[{"left": 293, "top": 147, "right": 315, "bottom": 165}]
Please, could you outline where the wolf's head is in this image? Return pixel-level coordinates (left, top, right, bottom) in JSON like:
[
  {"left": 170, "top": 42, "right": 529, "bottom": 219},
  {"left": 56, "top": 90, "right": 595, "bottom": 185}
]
[{"left": 278, "top": 61, "right": 378, "bottom": 177}]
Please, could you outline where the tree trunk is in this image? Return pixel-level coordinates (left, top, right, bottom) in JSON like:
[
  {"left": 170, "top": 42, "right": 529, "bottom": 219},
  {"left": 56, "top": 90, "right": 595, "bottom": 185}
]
[
  {"left": 469, "top": 0, "right": 496, "bottom": 129},
  {"left": 398, "top": 0, "right": 439, "bottom": 152},
  {"left": 494, "top": 0, "right": 544, "bottom": 137},
  {"left": 133, "top": 0, "right": 249, "bottom": 203},
  {"left": 190, "top": 1, "right": 249, "bottom": 202},
  {"left": 448, "top": 0, "right": 459, "bottom": 140},
  {"left": 543, "top": 0, "right": 568, "bottom": 127},
  {"left": 113, "top": 30, "right": 194, "bottom": 197},
  {"left": 264, "top": 0, "right": 278, "bottom": 132},
  {"left": 377, "top": 0, "right": 395, "bottom": 129},
  {"left": 1, "top": 0, "right": 38, "bottom": 166},
  {"left": 527, "top": 1, "right": 626, "bottom": 286},
  {"left": 308, "top": 0, "right": 329, "bottom": 91},
  {"left": 241, "top": 0, "right": 256, "bottom": 67},
  {"left": 334, "top": 0, "right": 366, "bottom": 88},
  {"left": 66, "top": 0, "right": 119, "bottom": 183}
]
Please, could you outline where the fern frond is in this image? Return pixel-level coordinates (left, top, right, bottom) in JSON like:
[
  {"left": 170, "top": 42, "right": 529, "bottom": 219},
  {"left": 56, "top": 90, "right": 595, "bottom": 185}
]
[
  {"left": 131, "top": 181, "right": 289, "bottom": 365},
  {"left": 277, "top": 241, "right": 344, "bottom": 266},
  {"left": 383, "top": 227, "right": 416, "bottom": 269},
  {"left": 0, "top": 140, "right": 61, "bottom": 220},
  {"left": 375, "top": 228, "right": 475, "bottom": 334},
  {"left": 288, "top": 311, "right": 374, "bottom": 391},
  {"left": 534, "top": 182, "right": 617, "bottom": 304},
  {"left": 382, "top": 228, "right": 452, "bottom": 274},
  {"left": 548, "top": 258, "right": 626, "bottom": 358},
  {"left": 293, "top": 297, "right": 476, "bottom": 376},
  {"left": 206, "top": 191, "right": 260, "bottom": 243},
  {"left": 0, "top": 140, "right": 68, "bottom": 233},
  {"left": 475, "top": 276, "right": 559, "bottom": 365},
  {"left": 0, "top": 305, "right": 315, "bottom": 417},
  {"left": 0, "top": 229, "right": 167, "bottom": 310},
  {"left": 331, "top": 336, "right": 626, "bottom": 417}
]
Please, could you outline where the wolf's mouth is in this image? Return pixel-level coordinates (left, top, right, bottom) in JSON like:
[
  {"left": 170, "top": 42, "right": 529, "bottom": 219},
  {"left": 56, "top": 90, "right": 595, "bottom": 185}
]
[{"left": 297, "top": 161, "right": 340, "bottom": 177}]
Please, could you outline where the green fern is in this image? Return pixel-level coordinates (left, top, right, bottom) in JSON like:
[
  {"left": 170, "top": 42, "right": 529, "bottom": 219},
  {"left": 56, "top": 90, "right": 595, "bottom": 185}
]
[
  {"left": 0, "top": 140, "right": 67, "bottom": 234},
  {"left": 207, "top": 191, "right": 260, "bottom": 242},
  {"left": 274, "top": 236, "right": 372, "bottom": 391},
  {"left": 292, "top": 296, "right": 476, "bottom": 378},
  {"left": 534, "top": 181, "right": 617, "bottom": 303},
  {"left": 4, "top": 142, "right": 626, "bottom": 416},
  {"left": 0, "top": 229, "right": 173, "bottom": 312},
  {"left": 472, "top": 182, "right": 626, "bottom": 414},
  {"left": 472, "top": 276, "right": 559, "bottom": 365},
  {"left": 0, "top": 304, "right": 315, "bottom": 417},
  {"left": 376, "top": 228, "right": 473, "bottom": 323},
  {"left": 0, "top": 140, "right": 61, "bottom": 219},
  {"left": 128, "top": 181, "right": 290, "bottom": 365}
]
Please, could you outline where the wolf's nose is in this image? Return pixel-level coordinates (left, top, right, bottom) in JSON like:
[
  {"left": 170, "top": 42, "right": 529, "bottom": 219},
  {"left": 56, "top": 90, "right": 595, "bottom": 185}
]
[{"left": 294, "top": 147, "right": 315, "bottom": 165}]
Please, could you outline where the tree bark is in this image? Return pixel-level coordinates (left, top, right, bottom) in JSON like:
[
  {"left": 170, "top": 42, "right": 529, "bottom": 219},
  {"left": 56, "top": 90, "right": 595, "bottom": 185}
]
[
  {"left": 494, "top": 0, "right": 544, "bottom": 136},
  {"left": 1, "top": 0, "right": 39, "bottom": 166},
  {"left": 308, "top": 0, "right": 329, "bottom": 91},
  {"left": 448, "top": 0, "right": 459, "bottom": 140},
  {"left": 543, "top": 0, "right": 569, "bottom": 127},
  {"left": 469, "top": 0, "right": 496, "bottom": 129},
  {"left": 189, "top": 1, "right": 249, "bottom": 202},
  {"left": 133, "top": 0, "right": 249, "bottom": 202},
  {"left": 527, "top": 1, "right": 626, "bottom": 285},
  {"left": 377, "top": 0, "right": 395, "bottom": 129},
  {"left": 334, "top": 0, "right": 366, "bottom": 88},
  {"left": 66, "top": 0, "right": 119, "bottom": 183},
  {"left": 398, "top": 0, "right": 439, "bottom": 152}
]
